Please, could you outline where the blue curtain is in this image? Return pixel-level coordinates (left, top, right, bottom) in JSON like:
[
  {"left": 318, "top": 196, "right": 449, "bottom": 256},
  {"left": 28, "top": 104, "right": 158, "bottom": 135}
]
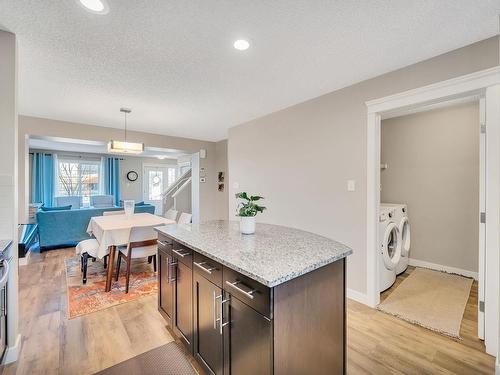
[
  {"left": 104, "top": 157, "right": 121, "bottom": 206},
  {"left": 31, "top": 153, "right": 54, "bottom": 206}
]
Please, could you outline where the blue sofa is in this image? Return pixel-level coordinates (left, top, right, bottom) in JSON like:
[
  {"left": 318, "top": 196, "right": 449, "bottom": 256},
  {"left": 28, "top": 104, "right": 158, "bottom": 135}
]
[{"left": 36, "top": 205, "right": 155, "bottom": 250}]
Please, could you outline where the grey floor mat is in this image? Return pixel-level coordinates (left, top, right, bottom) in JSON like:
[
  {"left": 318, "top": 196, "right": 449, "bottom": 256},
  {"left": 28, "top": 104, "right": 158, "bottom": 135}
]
[{"left": 94, "top": 342, "right": 197, "bottom": 375}]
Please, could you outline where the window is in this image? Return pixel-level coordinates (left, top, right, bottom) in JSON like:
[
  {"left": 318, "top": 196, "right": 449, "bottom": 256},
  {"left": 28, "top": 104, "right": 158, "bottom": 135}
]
[
  {"left": 57, "top": 158, "right": 101, "bottom": 205},
  {"left": 167, "top": 168, "right": 177, "bottom": 186}
]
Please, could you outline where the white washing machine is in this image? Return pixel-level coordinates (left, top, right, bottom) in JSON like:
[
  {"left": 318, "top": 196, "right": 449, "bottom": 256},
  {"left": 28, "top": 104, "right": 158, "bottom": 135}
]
[
  {"left": 378, "top": 206, "right": 402, "bottom": 292},
  {"left": 381, "top": 203, "right": 410, "bottom": 275}
]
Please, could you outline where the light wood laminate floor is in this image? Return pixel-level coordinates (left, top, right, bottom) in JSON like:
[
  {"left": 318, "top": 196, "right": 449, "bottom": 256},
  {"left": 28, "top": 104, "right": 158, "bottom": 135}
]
[
  {"left": 1, "top": 250, "right": 495, "bottom": 374},
  {"left": 1, "top": 248, "right": 175, "bottom": 375},
  {"left": 348, "top": 266, "right": 494, "bottom": 374}
]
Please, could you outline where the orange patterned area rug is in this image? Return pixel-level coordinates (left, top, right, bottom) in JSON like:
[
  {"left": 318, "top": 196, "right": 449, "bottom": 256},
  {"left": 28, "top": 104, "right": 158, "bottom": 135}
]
[{"left": 65, "top": 256, "right": 158, "bottom": 319}]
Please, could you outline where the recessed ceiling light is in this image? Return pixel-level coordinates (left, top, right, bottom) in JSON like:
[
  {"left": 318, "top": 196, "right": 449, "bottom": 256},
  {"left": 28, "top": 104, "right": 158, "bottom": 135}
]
[
  {"left": 78, "top": 0, "right": 109, "bottom": 14},
  {"left": 233, "top": 39, "right": 250, "bottom": 51}
]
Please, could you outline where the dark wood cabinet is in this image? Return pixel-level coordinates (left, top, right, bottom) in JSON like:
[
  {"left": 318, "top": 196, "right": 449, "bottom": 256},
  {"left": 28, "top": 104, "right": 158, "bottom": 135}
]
[
  {"left": 223, "top": 294, "right": 273, "bottom": 375},
  {"left": 157, "top": 233, "right": 346, "bottom": 374},
  {"left": 158, "top": 249, "right": 174, "bottom": 323},
  {"left": 174, "top": 258, "right": 193, "bottom": 351},
  {"left": 158, "top": 238, "right": 193, "bottom": 352},
  {"left": 193, "top": 272, "right": 224, "bottom": 375}
]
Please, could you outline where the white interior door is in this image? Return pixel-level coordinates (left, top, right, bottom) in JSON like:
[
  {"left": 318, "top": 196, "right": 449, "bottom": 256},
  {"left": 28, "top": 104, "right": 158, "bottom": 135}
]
[
  {"left": 478, "top": 97, "right": 486, "bottom": 340},
  {"left": 143, "top": 165, "right": 176, "bottom": 216}
]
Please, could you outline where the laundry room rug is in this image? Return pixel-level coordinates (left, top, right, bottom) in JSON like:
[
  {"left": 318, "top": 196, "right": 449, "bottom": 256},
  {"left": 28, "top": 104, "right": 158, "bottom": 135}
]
[
  {"left": 377, "top": 267, "right": 473, "bottom": 338},
  {"left": 65, "top": 256, "right": 158, "bottom": 319}
]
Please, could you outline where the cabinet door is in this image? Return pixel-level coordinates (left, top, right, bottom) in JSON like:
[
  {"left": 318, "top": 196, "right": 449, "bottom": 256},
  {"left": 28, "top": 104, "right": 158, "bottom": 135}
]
[
  {"left": 193, "top": 273, "right": 224, "bottom": 375},
  {"left": 158, "top": 251, "right": 174, "bottom": 323},
  {"left": 224, "top": 295, "right": 273, "bottom": 375},
  {"left": 175, "top": 260, "right": 193, "bottom": 351}
]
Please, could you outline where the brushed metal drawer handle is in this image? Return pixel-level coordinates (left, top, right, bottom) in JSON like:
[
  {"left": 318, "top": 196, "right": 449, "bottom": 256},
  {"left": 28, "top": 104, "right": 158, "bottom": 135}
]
[
  {"left": 168, "top": 259, "right": 177, "bottom": 283},
  {"left": 172, "top": 248, "right": 190, "bottom": 258},
  {"left": 225, "top": 280, "right": 256, "bottom": 300},
  {"left": 194, "top": 261, "right": 217, "bottom": 275},
  {"left": 213, "top": 291, "right": 221, "bottom": 330},
  {"left": 157, "top": 240, "right": 170, "bottom": 247},
  {"left": 220, "top": 296, "right": 230, "bottom": 335}
]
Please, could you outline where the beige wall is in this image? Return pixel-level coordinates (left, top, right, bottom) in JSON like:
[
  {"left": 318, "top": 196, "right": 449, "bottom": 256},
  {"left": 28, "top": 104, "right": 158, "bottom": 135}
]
[
  {"left": 120, "top": 156, "right": 177, "bottom": 202},
  {"left": 215, "top": 140, "right": 229, "bottom": 220},
  {"left": 18, "top": 116, "right": 220, "bottom": 223},
  {"left": 381, "top": 102, "right": 479, "bottom": 272},
  {"left": 228, "top": 36, "right": 499, "bottom": 294}
]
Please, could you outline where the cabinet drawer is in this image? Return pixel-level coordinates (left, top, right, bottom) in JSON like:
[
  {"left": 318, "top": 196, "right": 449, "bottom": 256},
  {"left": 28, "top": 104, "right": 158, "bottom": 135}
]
[
  {"left": 171, "top": 241, "right": 193, "bottom": 268},
  {"left": 193, "top": 252, "right": 222, "bottom": 288},
  {"left": 157, "top": 236, "right": 172, "bottom": 255},
  {"left": 223, "top": 267, "right": 271, "bottom": 318}
]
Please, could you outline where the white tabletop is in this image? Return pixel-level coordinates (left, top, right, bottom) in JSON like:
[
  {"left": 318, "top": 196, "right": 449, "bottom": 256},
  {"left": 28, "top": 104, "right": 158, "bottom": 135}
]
[{"left": 87, "top": 213, "right": 175, "bottom": 258}]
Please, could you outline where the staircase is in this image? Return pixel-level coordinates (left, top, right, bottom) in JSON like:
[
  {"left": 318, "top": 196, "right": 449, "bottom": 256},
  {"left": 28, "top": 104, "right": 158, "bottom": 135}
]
[{"left": 162, "top": 168, "right": 192, "bottom": 216}]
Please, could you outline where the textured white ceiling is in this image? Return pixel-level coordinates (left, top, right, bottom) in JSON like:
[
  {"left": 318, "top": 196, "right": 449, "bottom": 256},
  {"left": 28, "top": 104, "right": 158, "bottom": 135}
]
[{"left": 0, "top": 1, "right": 499, "bottom": 141}]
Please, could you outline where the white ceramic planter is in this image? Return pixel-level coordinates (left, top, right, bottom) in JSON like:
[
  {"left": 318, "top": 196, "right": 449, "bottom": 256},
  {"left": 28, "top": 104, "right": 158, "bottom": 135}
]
[{"left": 239, "top": 216, "right": 256, "bottom": 235}]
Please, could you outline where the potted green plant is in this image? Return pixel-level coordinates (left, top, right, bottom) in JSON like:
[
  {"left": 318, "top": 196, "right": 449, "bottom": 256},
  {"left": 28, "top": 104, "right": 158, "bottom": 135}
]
[{"left": 235, "top": 192, "right": 266, "bottom": 234}]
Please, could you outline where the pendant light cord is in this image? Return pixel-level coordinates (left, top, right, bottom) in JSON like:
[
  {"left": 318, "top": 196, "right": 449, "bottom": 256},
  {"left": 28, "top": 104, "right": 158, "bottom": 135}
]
[{"left": 124, "top": 111, "right": 127, "bottom": 142}]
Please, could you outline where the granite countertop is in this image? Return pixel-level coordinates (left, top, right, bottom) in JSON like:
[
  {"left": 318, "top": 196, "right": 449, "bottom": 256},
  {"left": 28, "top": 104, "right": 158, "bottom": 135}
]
[{"left": 155, "top": 221, "right": 353, "bottom": 287}]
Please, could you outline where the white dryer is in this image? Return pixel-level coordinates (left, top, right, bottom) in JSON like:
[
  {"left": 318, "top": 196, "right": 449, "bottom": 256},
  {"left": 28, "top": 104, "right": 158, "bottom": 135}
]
[
  {"left": 381, "top": 203, "right": 410, "bottom": 275},
  {"left": 378, "top": 206, "right": 402, "bottom": 292}
]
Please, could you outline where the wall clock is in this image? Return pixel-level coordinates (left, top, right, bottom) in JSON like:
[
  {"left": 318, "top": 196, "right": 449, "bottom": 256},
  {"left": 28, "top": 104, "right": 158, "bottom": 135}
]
[{"left": 126, "top": 171, "right": 138, "bottom": 182}]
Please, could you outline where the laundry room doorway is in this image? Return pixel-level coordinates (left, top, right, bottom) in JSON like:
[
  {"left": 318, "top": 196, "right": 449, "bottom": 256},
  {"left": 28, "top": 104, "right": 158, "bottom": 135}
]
[
  {"left": 379, "top": 98, "right": 482, "bottom": 340},
  {"left": 365, "top": 67, "right": 500, "bottom": 356}
]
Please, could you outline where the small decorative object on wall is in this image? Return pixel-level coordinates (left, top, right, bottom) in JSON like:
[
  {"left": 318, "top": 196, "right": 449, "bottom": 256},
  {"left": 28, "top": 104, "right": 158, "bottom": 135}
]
[
  {"left": 235, "top": 192, "right": 266, "bottom": 235},
  {"left": 126, "top": 170, "right": 138, "bottom": 182},
  {"left": 218, "top": 183, "right": 224, "bottom": 192},
  {"left": 218, "top": 171, "right": 225, "bottom": 182}
]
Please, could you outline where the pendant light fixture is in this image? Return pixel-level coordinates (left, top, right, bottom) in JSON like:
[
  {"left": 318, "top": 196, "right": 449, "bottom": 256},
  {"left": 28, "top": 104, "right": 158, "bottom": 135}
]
[{"left": 107, "top": 108, "right": 144, "bottom": 154}]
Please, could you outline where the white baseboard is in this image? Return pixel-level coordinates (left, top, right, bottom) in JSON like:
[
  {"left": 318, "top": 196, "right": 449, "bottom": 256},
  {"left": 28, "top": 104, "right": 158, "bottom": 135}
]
[
  {"left": 2, "top": 334, "right": 21, "bottom": 364},
  {"left": 347, "top": 288, "right": 368, "bottom": 305},
  {"left": 408, "top": 258, "right": 478, "bottom": 280},
  {"left": 18, "top": 251, "right": 31, "bottom": 266}
]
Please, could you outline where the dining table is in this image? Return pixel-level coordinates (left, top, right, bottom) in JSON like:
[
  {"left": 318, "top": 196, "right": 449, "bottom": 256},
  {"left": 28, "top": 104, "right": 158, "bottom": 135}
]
[{"left": 86, "top": 212, "right": 176, "bottom": 292}]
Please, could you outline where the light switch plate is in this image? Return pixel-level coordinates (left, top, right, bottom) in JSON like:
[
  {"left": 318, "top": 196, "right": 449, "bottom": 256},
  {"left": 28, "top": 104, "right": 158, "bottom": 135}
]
[
  {"left": 347, "top": 180, "right": 356, "bottom": 192},
  {"left": 233, "top": 182, "right": 239, "bottom": 189}
]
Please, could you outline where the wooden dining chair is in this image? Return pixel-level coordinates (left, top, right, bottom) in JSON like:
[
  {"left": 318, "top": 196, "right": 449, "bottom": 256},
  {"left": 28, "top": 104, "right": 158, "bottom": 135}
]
[
  {"left": 115, "top": 225, "right": 158, "bottom": 293},
  {"left": 164, "top": 209, "right": 178, "bottom": 221},
  {"left": 177, "top": 212, "right": 192, "bottom": 224},
  {"left": 76, "top": 239, "right": 108, "bottom": 284}
]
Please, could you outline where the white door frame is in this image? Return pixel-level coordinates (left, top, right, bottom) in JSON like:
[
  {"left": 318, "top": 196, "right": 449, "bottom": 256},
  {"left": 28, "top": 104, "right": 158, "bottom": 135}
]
[
  {"left": 191, "top": 152, "right": 200, "bottom": 224},
  {"left": 365, "top": 66, "right": 500, "bottom": 356},
  {"left": 478, "top": 96, "right": 486, "bottom": 340}
]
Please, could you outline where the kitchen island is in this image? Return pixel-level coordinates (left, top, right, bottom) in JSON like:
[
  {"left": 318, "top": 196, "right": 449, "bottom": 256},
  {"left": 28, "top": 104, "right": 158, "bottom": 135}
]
[{"left": 155, "top": 221, "right": 352, "bottom": 375}]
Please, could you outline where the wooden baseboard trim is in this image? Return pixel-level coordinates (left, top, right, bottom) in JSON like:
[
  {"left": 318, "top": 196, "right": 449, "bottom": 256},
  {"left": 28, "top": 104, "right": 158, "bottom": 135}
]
[{"left": 408, "top": 258, "right": 478, "bottom": 280}]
